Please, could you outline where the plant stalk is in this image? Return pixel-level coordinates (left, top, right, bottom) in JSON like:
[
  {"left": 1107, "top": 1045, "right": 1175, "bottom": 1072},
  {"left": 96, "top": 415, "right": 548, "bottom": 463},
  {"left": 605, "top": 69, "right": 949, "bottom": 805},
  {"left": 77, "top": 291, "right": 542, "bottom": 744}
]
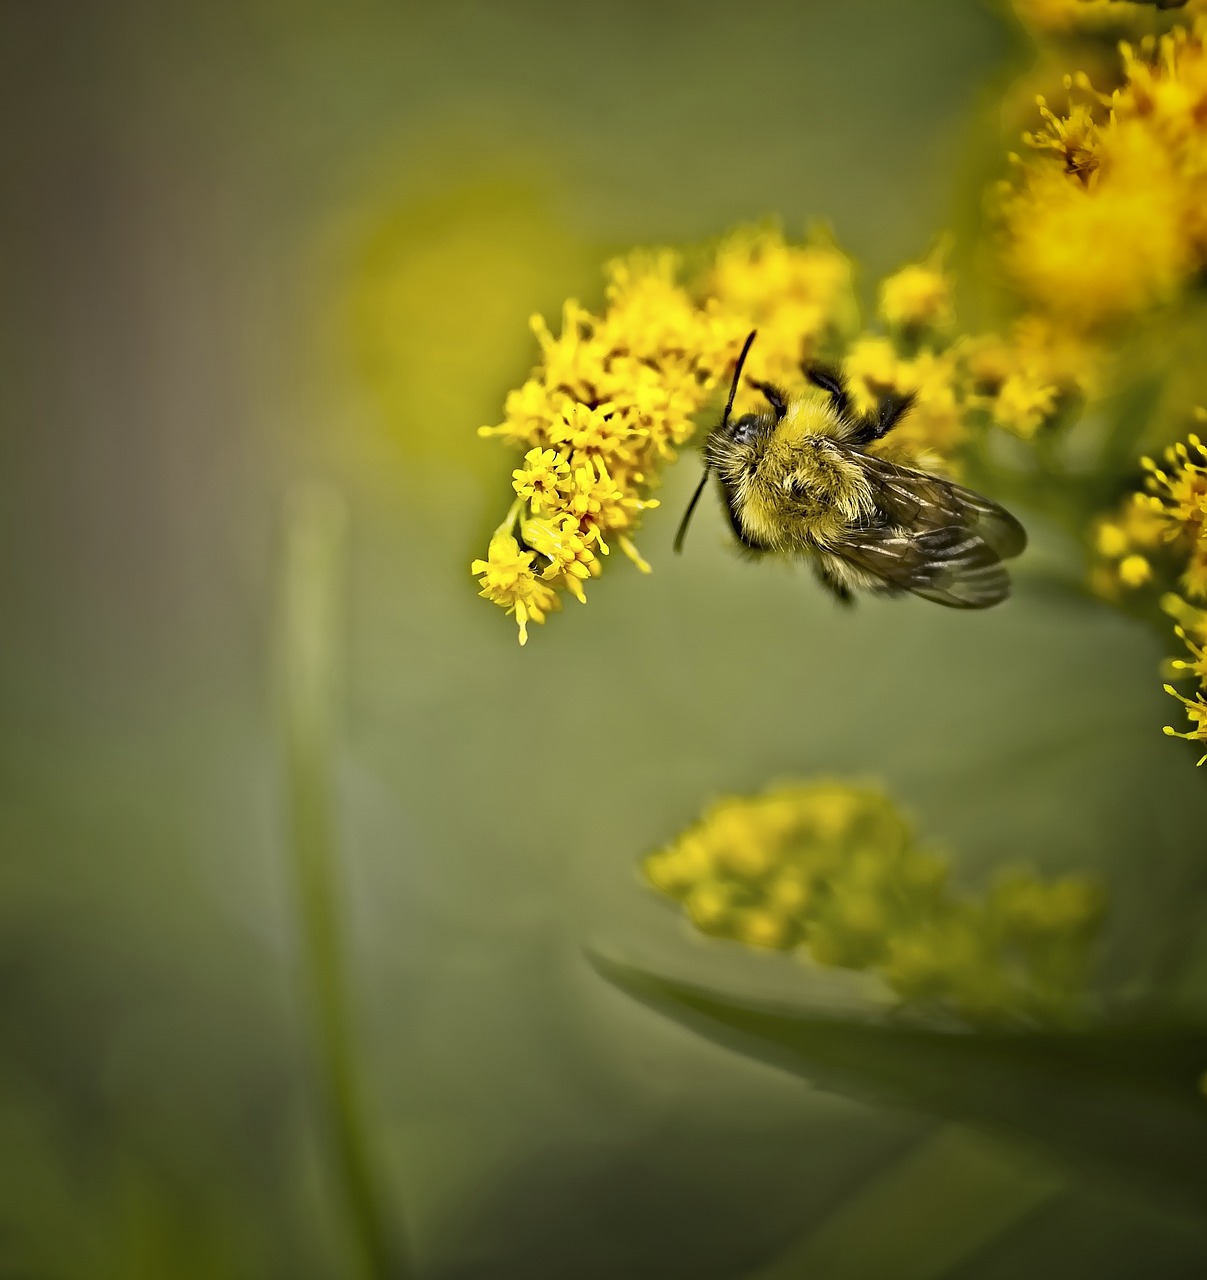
[{"left": 281, "top": 483, "right": 411, "bottom": 1280}]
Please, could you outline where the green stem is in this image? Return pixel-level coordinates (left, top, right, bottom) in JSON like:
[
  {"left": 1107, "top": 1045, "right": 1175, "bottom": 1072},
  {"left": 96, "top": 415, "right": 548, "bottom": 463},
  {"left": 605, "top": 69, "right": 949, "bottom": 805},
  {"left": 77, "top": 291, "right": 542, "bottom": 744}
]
[{"left": 281, "top": 483, "right": 411, "bottom": 1280}]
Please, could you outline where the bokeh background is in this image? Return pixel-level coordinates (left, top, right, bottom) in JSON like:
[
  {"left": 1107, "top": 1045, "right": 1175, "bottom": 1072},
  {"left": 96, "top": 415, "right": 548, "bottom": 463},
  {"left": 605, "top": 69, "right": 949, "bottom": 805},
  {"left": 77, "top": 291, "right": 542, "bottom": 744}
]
[{"left": 4, "top": 1, "right": 1207, "bottom": 1276}]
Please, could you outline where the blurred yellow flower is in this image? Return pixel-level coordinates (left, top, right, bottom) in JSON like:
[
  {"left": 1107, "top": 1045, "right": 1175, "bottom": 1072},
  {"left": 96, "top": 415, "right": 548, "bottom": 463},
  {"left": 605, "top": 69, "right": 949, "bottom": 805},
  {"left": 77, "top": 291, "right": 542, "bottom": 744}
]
[
  {"left": 345, "top": 177, "right": 593, "bottom": 465},
  {"left": 1004, "top": 124, "right": 1190, "bottom": 326},
  {"left": 1090, "top": 497, "right": 1170, "bottom": 597},
  {"left": 699, "top": 227, "right": 859, "bottom": 415},
  {"left": 843, "top": 335, "right": 900, "bottom": 418},
  {"left": 878, "top": 256, "right": 954, "bottom": 333},
  {"left": 994, "top": 371, "right": 1062, "bottom": 440},
  {"left": 1118, "top": 552, "right": 1154, "bottom": 587},
  {"left": 1001, "top": 20, "right": 1207, "bottom": 330},
  {"left": 643, "top": 781, "right": 1103, "bottom": 1027}
]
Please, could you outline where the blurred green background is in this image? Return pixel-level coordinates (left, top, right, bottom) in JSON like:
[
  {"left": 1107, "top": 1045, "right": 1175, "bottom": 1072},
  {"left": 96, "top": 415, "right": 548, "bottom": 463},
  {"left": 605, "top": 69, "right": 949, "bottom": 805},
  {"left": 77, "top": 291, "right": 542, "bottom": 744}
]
[{"left": 4, "top": 1, "right": 1207, "bottom": 1276}]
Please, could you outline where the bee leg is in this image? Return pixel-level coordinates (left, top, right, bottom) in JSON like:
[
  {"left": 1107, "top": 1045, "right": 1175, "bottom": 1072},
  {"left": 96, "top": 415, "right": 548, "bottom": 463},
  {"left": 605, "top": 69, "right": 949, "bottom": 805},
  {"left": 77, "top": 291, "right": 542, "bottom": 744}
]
[
  {"left": 852, "top": 390, "right": 917, "bottom": 446},
  {"left": 802, "top": 362, "right": 852, "bottom": 420},
  {"left": 811, "top": 557, "right": 857, "bottom": 607},
  {"left": 746, "top": 379, "right": 788, "bottom": 423}
]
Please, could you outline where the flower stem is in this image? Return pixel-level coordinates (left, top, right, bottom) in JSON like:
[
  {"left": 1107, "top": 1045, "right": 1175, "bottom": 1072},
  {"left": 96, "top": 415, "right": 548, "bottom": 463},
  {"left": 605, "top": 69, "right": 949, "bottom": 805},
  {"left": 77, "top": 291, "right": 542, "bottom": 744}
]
[{"left": 281, "top": 483, "right": 411, "bottom": 1280}]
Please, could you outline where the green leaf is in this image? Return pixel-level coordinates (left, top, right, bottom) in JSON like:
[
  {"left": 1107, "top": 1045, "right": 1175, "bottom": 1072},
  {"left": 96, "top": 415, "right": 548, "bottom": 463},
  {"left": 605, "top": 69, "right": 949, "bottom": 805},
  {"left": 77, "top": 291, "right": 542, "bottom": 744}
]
[{"left": 592, "top": 953, "right": 1207, "bottom": 1214}]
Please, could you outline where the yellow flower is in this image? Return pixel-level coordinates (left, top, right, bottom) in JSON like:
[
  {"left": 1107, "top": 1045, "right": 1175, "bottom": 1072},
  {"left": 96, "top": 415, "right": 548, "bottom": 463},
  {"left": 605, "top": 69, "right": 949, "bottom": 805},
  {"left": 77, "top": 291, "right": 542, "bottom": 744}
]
[
  {"left": 844, "top": 335, "right": 900, "bottom": 418},
  {"left": 1134, "top": 432, "right": 1207, "bottom": 603},
  {"left": 1162, "top": 586, "right": 1207, "bottom": 762},
  {"left": 512, "top": 447, "right": 570, "bottom": 510},
  {"left": 1164, "top": 683, "right": 1207, "bottom": 763},
  {"left": 1095, "top": 495, "right": 1169, "bottom": 553},
  {"left": 1170, "top": 605, "right": 1207, "bottom": 682},
  {"left": 642, "top": 780, "right": 1103, "bottom": 1027},
  {"left": 994, "top": 371, "right": 1061, "bottom": 440},
  {"left": 703, "top": 228, "right": 859, "bottom": 413},
  {"left": 842, "top": 338, "right": 966, "bottom": 459},
  {"left": 521, "top": 513, "right": 601, "bottom": 601},
  {"left": 545, "top": 400, "right": 635, "bottom": 461},
  {"left": 1024, "top": 94, "right": 1101, "bottom": 180},
  {"left": 1091, "top": 486, "right": 1185, "bottom": 597},
  {"left": 1139, "top": 433, "right": 1207, "bottom": 550},
  {"left": 1003, "top": 121, "right": 1191, "bottom": 327},
  {"left": 891, "top": 349, "right": 968, "bottom": 459},
  {"left": 561, "top": 457, "right": 622, "bottom": 523},
  {"left": 1001, "top": 21, "right": 1207, "bottom": 331},
  {"left": 1118, "top": 553, "right": 1153, "bottom": 587},
  {"left": 965, "top": 314, "right": 1099, "bottom": 419},
  {"left": 878, "top": 257, "right": 954, "bottom": 332},
  {"left": 1096, "top": 422, "right": 1207, "bottom": 764},
  {"left": 470, "top": 532, "right": 560, "bottom": 645},
  {"left": 473, "top": 255, "right": 728, "bottom": 638}
]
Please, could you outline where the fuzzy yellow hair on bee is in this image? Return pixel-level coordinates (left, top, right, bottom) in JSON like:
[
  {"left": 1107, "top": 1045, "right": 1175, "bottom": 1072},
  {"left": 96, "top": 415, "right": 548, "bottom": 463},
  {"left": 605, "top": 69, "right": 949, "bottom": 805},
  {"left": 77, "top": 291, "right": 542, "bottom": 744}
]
[{"left": 675, "top": 331, "right": 1026, "bottom": 608}]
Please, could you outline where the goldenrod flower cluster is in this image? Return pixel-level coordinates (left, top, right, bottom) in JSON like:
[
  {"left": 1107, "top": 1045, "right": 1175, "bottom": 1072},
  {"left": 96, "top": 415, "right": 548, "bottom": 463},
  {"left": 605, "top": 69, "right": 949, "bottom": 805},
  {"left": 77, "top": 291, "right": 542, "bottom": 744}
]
[
  {"left": 644, "top": 782, "right": 1103, "bottom": 1027},
  {"left": 1164, "top": 594, "right": 1207, "bottom": 761},
  {"left": 1146, "top": 430, "right": 1207, "bottom": 758},
  {"left": 1093, "top": 420, "right": 1207, "bottom": 593},
  {"left": 472, "top": 251, "right": 745, "bottom": 644},
  {"left": 474, "top": 231, "right": 979, "bottom": 643},
  {"left": 1002, "top": 20, "right": 1207, "bottom": 330},
  {"left": 963, "top": 313, "right": 1099, "bottom": 441},
  {"left": 1091, "top": 417, "right": 1207, "bottom": 759},
  {"left": 840, "top": 254, "right": 970, "bottom": 464},
  {"left": 1090, "top": 498, "right": 1167, "bottom": 595}
]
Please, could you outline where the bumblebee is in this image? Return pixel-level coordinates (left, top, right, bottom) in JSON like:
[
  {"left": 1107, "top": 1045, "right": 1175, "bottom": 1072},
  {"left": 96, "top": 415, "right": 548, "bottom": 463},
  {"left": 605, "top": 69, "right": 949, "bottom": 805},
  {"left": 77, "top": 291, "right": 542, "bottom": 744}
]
[{"left": 675, "top": 331, "right": 1026, "bottom": 608}]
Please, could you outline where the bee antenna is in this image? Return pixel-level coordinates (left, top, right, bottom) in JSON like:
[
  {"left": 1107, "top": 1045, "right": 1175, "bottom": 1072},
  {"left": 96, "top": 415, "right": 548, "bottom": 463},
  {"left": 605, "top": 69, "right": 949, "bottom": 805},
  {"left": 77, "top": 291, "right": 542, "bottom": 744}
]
[
  {"left": 721, "top": 329, "right": 758, "bottom": 433},
  {"left": 673, "top": 330, "right": 757, "bottom": 555},
  {"left": 673, "top": 470, "right": 710, "bottom": 554}
]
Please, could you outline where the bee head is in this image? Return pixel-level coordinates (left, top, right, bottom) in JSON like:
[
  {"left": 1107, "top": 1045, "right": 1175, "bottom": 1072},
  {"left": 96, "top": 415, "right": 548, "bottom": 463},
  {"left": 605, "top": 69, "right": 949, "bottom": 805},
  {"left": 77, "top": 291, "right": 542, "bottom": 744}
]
[{"left": 724, "top": 412, "right": 769, "bottom": 447}]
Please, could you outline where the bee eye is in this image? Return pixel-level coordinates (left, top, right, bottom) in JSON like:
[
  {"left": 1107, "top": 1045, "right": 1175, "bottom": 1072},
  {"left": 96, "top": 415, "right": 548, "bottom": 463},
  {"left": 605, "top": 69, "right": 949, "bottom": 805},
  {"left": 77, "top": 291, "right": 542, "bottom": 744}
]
[{"left": 729, "top": 414, "right": 761, "bottom": 445}]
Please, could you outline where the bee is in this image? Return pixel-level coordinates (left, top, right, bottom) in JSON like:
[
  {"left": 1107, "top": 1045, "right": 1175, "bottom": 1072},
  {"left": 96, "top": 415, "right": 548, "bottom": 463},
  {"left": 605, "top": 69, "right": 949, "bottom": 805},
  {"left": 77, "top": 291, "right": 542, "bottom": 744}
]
[{"left": 674, "top": 331, "right": 1026, "bottom": 608}]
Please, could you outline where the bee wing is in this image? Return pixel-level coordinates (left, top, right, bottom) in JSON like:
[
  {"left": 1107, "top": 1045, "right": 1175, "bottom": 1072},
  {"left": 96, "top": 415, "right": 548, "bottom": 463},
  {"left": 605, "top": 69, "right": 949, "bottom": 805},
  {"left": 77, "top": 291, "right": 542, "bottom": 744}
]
[
  {"left": 827, "top": 453, "right": 1025, "bottom": 609},
  {"left": 833, "top": 522, "right": 1012, "bottom": 609},
  {"left": 857, "top": 454, "right": 1027, "bottom": 561}
]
